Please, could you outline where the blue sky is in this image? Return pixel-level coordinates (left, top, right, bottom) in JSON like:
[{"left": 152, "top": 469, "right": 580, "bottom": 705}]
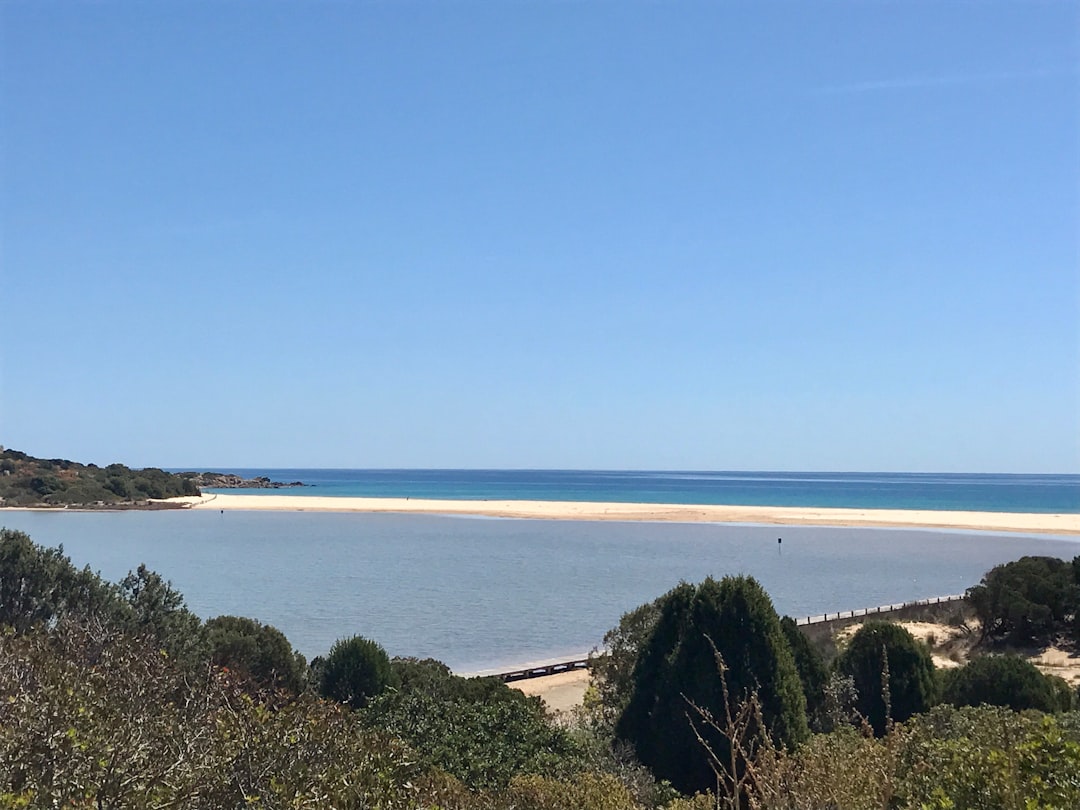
[{"left": 1, "top": 0, "right": 1077, "bottom": 472}]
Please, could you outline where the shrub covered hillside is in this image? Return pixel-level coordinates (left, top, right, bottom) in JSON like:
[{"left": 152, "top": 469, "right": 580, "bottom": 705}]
[
  {"left": 4, "top": 527, "right": 1080, "bottom": 809},
  {"left": 0, "top": 448, "right": 199, "bottom": 506}
]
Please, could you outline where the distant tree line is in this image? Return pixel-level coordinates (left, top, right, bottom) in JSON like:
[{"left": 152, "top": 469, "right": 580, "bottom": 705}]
[{"left": 0, "top": 447, "right": 199, "bottom": 506}]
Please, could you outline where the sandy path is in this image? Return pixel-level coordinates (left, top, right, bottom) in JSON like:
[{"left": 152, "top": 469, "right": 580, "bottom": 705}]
[
  {"left": 176, "top": 494, "right": 1080, "bottom": 535},
  {"left": 508, "top": 669, "right": 591, "bottom": 713}
]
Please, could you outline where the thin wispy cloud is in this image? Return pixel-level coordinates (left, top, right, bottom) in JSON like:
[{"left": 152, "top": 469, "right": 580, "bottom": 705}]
[{"left": 813, "top": 66, "right": 1077, "bottom": 95}]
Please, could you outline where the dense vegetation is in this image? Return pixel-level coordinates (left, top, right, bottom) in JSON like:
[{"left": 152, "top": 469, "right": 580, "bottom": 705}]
[
  {"left": 4, "top": 526, "right": 1080, "bottom": 809},
  {"left": 834, "top": 621, "right": 938, "bottom": 735},
  {"left": 967, "top": 555, "right": 1079, "bottom": 645},
  {"left": 0, "top": 448, "right": 198, "bottom": 507},
  {"left": 942, "top": 654, "right": 1075, "bottom": 714},
  {"left": 616, "top": 577, "right": 808, "bottom": 795}
]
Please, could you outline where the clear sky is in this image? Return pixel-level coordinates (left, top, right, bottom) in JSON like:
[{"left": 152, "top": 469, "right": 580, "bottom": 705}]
[{"left": 1, "top": 0, "right": 1077, "bottom": 472}]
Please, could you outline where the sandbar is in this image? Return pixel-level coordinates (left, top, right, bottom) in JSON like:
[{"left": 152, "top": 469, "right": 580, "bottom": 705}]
[{"left": 177, "top": 494, "right": 1080, "bottom": 535}]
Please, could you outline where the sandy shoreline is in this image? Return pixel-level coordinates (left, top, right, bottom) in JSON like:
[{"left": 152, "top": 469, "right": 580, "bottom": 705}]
[{"left": 167, "top": 493, "right": 1080, "bottom": 535}]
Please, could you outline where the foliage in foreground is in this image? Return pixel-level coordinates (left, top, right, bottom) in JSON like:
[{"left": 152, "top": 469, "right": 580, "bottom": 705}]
[
  {"left": 0, "top": 528, "right": 209, "bottom": 667},
  {"left": 748, "top": 705, "right": 1080, "bottom": 810},
  {"left": 0, "top": 620, "right": 465, "bottom": 809},
  {"left": 367, "top": 658, "right": 585, "bottom": 790},
  {"left": 616, "top": 576, "right": 809, "bottom": 795},
  {"left": 835, "top": 621, "right": 938, "bottom": 736}
]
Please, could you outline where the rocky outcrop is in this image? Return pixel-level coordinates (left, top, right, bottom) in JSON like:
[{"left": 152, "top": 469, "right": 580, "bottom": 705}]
[{"left": 182, "top": 473, "right": 306, "bottom": 489}]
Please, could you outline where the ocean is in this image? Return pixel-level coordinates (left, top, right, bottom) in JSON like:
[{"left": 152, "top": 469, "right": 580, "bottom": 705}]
[{"left": 194, "top": 469, "right": 1080, "bottom": 513}]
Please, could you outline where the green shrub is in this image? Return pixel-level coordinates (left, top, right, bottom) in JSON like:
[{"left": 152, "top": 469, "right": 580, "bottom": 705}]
[
  {"left": 616, "top": 576, "right": 808, "bottom": 796},
  {"left": 206, "top": 615, "right": 307, "bottom": 694},
  {"left": 366, "top": 657, "right": 583, "bottom": 790},
  {"left": 967, "top": 556, "right": 1078, "bottom": 645},
  {"left": 835, "top": 621, "right": 937, "bottom": 735},
  {"left": 0, "top": 620, "right": 469, "bottom": 809},
  {"left": 319, "top": 635, "right": 396, "bottom": 710},
  {"left": 943, "top": 654, "right": 1069, "bottom": 713},
  {"left": 749, "top": 705, "right": 1080, "bottom": 810},
  {"left": 588, "top": 592, "right": 665, "bottom": 732},
  {"left": 0, "top": 529, "right": 119, "bottom": 632},
  {"left": 780, "top": 616, "right": 830, "bottom": 732}
]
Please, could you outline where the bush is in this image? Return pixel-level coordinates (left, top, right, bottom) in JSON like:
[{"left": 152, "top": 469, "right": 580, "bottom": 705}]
[
  {"left": 616, "top": 576, "right": 808, "bottom": 796},
  {"left": 0, "top": 529, "right": 119, "bottom": 632},
  {"left": 206, "top": 615, "right": 307, "bottom": 694},
  {"left": 942, "top": 654, "right": 1071, "bottom": 713},
  {"left": 967, "top": 555, "right": 1078, "bottom": 645},
  {"left": 319, "top": 635, "right": 396, "bottom": 710},
  {"left": 588, "top": 593, "right": 665, "bottom": 732},
  {"left": 749, "top": 705, "right": 1080, "bottom": 810},
  {"left": 501, "top": 771, "right": 641, "bottom": 810},
  {"left": 117, "top": 564, "right": 207, "bottom": 667},
  {"left": 780, "top": 616, "right": 830, "bottom": 732},
  {"left": 835, "top": 621, "right": 937, "bottom": 735},
  {"left": 0, "top": 620, "right": 469, "bottom": 809},
  {"left": 365, "top": 657, "right": 584, "bottom": 790}
]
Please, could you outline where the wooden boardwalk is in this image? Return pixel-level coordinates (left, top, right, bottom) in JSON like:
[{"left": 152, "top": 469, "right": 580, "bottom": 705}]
[
  {"left": 497, "top": 658, "right": 590, "bottom": 683},
  {"left": 487, "top": 593, "right": 967, "bottom": 682}
]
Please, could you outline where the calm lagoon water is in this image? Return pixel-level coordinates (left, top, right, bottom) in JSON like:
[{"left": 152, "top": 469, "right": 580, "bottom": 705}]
[{"left": 3, "top": 509, "right": 1076, "bottom": 672}]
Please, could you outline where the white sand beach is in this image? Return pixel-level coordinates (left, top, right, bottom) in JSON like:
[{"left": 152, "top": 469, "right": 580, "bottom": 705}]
[{"left": 177, "top": 493, "right": 1080, "bottom": 535}]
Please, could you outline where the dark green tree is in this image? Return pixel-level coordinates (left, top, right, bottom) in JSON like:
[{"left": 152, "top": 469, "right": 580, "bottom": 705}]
[
  {"left": 118, "top": 564, "right": 206, "bottom": 667},
  {"left": 942, "top": 654, "right": 1071, "bottom": 713},
  {"left": 835, "top": 621, "right": 937, "bottom": 735},
  {"left": 967, "top": 556, "right": 1077, "bottom": 645},
  {"left": 319, "top": 635, "right": 397, "bottom": 710},
  {"left": 780, "top": 616, "right": 830, "bottom": 732},
  {"left": 616, "top": 576, "right": 808, "bottom": 796},
  {"left": 0, "top": 529, "right": 119, "bottom": 632},
  {"left": 206, "top": 615, "right": 307, "bottom": 694},
  {"left": 589, "top": 588, "right": 668, "bottom": 732}
]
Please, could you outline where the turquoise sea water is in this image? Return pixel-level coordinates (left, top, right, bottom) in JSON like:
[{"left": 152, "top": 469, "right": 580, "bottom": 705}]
[
  {"left": 1, "top": 508, "right": 1076, "bottom": 671},
  {"left": 197, "top": 470, "right": 1080, "bottom": 513}
]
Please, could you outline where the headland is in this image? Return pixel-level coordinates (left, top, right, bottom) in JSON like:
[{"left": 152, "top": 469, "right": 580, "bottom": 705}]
[{"left": 179, "top": 493, "right": 1080, "bottom": 535}]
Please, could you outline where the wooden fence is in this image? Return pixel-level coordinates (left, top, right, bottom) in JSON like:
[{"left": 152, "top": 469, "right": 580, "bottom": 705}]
[{"left": 794, "top": 593, "right": 965, "bottom": 626}]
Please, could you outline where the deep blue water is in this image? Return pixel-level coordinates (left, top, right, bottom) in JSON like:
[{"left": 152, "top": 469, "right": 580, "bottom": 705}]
[
  {"left": 193, "top": 469, "right": 1080, "bottom": 513},
  {"left": 2, "top": 509, "right": 1077, "bottom": 672}
]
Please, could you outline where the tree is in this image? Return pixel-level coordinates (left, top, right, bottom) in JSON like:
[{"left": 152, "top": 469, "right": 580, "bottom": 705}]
[
  {"left": 942, "top": 654, "right": 1071, "bottom": 713},
  {"left": 616, "top": 576, "right": 808, "bottom": 796},
  {"left": 780, "top": 616, "right": 830, "bottom": 732},
  {"left": 967, "top": 556, "right": 1077, "bottom": 645},
  {"left": 835, "top": 621, "right": 937, "bottom": 735},
  {"left": 205, "top": 615, "right": 307, "bottom": 694},
  {"left": 0, "top": 529, "right": 119, "bottom": 632},
  {"left": 319, "top": 635, "right": 396, "bottom": 710},
  {"left": 118, "top": 564, "right": 206, "bottom": 667},
  {"left": 588, "top": 588, "right": 667, "bottom": 731}
]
